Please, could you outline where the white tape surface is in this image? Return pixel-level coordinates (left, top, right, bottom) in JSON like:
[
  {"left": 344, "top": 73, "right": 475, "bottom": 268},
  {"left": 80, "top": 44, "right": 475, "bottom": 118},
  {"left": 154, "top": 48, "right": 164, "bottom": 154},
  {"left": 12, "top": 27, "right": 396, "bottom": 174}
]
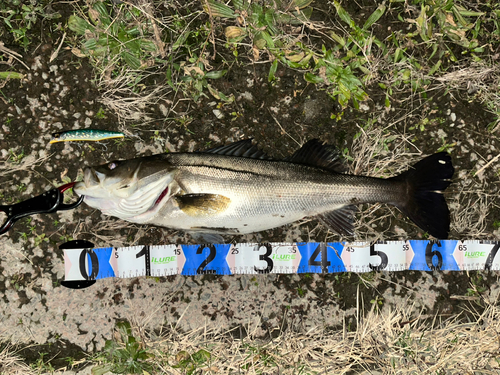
[{"left": 63, "top": 240, "right": 500, "bottom": 281}]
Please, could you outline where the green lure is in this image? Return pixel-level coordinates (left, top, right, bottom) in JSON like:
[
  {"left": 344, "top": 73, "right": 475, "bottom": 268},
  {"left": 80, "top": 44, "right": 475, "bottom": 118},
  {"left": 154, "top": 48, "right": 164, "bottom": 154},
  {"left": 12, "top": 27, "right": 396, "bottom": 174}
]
[{"left": 50, "top": 129, "right": 124, "bottom": 144}]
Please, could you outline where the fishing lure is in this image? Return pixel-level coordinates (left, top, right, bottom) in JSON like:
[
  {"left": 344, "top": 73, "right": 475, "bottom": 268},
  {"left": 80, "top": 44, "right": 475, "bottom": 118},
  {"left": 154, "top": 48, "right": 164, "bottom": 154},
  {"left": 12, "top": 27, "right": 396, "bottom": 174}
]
[{"left": 50, "top": 129, "right": 125, "bottom": 144}]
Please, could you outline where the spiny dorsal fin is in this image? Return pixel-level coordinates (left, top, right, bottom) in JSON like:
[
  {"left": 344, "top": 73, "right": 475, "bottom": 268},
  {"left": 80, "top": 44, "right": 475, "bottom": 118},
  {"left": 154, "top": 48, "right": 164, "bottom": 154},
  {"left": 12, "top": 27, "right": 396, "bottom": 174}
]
[
  {"left": 175, "top": 193, "right": 231, "bottom": 217},
  {"left": 285, "top": 139, "right": 346, "bottom": 173},
  {"left": 203, "top": 139, "right": 271, "bottom": 160},
  {"left": 316, "top": 205, "right": 358, "bottom": 236}
]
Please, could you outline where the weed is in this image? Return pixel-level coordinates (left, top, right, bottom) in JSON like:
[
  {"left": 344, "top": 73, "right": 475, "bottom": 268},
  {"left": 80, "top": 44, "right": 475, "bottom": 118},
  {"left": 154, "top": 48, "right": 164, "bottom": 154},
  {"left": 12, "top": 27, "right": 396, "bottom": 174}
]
[
  {"left": 172, "top": 348, "right": 212, "bottom": 374},
  {"left": 0, "top": 0, "right": 60, "bottom": 51},
  {"left": 205, "top": 0, "right": 384, "bottom": 109},
  {"left": 7, "top": 148, "right": 24, "bottom": 163},
  {"left": 18, "top": 231, "right": 28, "bottom": 242},
  {"left": 95, "top": 106, "right": 107, "bottom": 119},
  {"left": 466, "top": 272, "right": 488, "bottom": 297},
  {"left": 241, "top": 344, "right": 278, "bottom": 370},
  {"left": 91, "top": 321, "right": 154, "bottom": 374},
  {"left": 34, "top": 233, "right": 48, "bottom": 247},
  {"left": 30, "top": 352, "right": 55, "bottom": 373},
  {"left": 68, "top": 2, "right": 157, "bottom": 70},
  {"left": 370, "top": 295, "right": 384, "bottom": 310}
]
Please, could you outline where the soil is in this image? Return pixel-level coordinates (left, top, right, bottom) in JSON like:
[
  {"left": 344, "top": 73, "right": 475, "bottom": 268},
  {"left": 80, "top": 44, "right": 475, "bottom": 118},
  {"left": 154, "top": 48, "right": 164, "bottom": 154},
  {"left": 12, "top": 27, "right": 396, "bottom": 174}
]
[{"left": 0, "top": 0, "right": 499, "bottom": 370}]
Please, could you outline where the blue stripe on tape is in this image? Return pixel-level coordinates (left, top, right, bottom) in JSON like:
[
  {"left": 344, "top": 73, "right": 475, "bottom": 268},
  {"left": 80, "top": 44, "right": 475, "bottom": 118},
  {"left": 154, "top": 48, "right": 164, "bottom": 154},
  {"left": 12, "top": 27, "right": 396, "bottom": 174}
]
[
  {"left": 296, "top": 242, "right": 347, "bottom": 274},
  {"left": 180, "top": 244, "right": 231, "bottom": 276},
  {"left": 94, "top": 247, "right": 115, "bottom": 279},
  {"left": 409, "top": 240, "right": 459, "bottom": 271}
]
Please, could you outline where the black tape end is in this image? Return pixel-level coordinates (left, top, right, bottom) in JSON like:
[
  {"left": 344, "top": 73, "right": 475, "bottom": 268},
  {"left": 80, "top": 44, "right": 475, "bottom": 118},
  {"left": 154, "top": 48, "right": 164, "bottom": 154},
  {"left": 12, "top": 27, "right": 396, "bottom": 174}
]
[
  {"left": 61, "top": 280, "right": 96, "bottom": 289},
  {"left": 60, "top": 240, "right": 96, "bottom": 289},
  {"left": 59, "top": 240, "right": 95, "bottom": 250}
]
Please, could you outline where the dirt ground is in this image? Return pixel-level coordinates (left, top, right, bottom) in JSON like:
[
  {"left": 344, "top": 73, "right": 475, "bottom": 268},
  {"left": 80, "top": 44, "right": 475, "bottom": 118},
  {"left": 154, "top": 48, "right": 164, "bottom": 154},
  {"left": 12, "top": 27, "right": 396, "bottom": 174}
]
[{"left": 1, "top": 0, "right": 500, "bottom": 372}]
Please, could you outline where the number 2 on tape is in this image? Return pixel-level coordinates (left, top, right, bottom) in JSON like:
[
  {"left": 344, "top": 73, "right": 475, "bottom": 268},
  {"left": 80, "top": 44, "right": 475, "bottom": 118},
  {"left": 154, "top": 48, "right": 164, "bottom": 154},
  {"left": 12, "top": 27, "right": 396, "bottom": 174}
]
[{"left": 197, "top": 244, "right": 216, "bottom": 274}]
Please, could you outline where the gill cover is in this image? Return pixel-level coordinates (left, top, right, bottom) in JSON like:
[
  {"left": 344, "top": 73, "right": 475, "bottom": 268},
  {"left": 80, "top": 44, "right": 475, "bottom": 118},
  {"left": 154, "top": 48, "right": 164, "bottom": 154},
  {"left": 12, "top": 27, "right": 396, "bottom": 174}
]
[{"left": 74, "top": 156, "right": 176, "bottom": 220}]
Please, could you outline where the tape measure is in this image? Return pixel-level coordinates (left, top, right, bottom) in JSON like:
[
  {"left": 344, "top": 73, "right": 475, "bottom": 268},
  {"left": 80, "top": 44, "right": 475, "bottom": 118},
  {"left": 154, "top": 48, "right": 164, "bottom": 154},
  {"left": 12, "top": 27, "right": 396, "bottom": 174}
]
[{"left": 61, "top": 240, "right": 499, "bottom": 289}]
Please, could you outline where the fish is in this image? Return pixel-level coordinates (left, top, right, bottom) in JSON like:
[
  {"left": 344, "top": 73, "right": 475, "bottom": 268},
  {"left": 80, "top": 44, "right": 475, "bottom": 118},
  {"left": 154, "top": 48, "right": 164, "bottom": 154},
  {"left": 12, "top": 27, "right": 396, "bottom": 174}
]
[
  {"left": 50, "top": 129, "right": 124, "bottom": 144},
  {"left": 73, "top": 139, "right": 455, "bottom": 239}
]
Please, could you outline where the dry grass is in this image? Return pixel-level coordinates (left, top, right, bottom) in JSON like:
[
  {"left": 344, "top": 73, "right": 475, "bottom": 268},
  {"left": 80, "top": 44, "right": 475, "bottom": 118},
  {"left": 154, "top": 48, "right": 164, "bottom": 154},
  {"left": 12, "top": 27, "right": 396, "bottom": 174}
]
[
  {"left": 73, "top": 215, "right": 140, "bottom": 247},
  {"left": 99, "top": 292, "right": 500, "bottom": 375},
  {"left": 0, "top": 345, "right": 36, "bottom": 375}
]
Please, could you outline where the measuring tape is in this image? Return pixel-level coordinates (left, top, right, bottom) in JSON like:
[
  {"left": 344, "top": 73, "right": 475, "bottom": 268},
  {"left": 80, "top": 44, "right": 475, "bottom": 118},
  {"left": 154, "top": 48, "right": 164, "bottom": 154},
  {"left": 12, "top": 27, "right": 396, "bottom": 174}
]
[{"left": 61, "top": 240, "right": 499, "bottom": 288}]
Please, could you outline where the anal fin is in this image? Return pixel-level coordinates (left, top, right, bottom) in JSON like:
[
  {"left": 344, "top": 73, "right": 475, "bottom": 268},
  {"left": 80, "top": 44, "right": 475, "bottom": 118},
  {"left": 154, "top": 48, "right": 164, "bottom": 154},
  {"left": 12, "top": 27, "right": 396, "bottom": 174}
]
[
  {"left": 317, "top": 205, "right": 357, "bottom": 236},
  {"left": 175, "top": 193, "right": 231, "bottom": 217}
]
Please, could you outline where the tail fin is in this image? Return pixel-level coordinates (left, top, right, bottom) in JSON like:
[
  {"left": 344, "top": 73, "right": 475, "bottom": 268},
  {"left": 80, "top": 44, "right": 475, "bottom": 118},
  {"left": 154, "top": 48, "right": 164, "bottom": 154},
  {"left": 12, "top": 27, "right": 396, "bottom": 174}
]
[{"left": 390, "top": 152, "right": 454, "bottom": 239}]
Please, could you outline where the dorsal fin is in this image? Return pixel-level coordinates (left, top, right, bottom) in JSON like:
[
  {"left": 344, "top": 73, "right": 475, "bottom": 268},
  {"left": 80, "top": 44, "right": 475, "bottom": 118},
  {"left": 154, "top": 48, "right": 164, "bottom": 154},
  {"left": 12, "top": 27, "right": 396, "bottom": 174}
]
[
  {"left": 203, "top": 139, "right": 271, "bottom": 160},
  {"left": 285, "top": 139, "right": 346, "bottom": 173}
]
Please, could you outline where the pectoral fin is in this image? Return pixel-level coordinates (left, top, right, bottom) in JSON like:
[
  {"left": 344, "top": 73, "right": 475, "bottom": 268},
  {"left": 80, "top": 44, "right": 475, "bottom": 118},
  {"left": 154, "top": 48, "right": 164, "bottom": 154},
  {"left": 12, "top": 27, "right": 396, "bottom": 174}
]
[{"left": 175, "top": 194, "right": 231, "bottom": 217}]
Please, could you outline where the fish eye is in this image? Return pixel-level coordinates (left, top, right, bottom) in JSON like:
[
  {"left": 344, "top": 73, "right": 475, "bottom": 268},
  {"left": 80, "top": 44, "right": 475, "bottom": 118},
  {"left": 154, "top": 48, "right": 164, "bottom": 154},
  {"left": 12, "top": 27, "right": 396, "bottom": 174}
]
[{"left": 108, "top": 162, "right": 117, "bottom": 170}]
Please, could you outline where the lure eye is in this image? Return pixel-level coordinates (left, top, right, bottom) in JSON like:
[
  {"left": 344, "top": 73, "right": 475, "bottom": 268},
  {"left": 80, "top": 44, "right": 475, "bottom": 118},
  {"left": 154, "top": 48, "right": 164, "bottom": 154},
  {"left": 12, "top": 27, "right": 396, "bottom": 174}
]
[{"left": 108, "top": 162, "right": 117, "bottom": 170}]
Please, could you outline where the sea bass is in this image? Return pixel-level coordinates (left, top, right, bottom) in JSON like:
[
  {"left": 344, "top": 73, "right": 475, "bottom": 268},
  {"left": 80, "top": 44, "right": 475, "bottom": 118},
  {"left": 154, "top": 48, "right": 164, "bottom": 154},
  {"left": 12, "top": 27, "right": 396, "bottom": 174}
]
[{"left": 73, "top": 139, "right": 454, "bottom": 238}]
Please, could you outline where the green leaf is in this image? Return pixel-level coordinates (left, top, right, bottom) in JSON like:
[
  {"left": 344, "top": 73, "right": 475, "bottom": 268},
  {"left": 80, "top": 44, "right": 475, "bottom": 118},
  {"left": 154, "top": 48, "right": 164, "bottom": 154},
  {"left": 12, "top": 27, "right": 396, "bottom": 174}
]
[
  {"left": 333, "top": 1, "right": 354, "bottom": 28},
  {"left": 121, "top": 51, "right": 141, "bottom": 69},
  {"left": 0, "top": 71, "right": 24, "bottom": 79},
  {"left": 385, "top": 95, "right": 391, "bottom": 108},
  {"left": 428, "top": 59, "right": 441, "bottom": 75},
  {"left": 304, "top": 72, "right": 323, "bottom": 84},
  {"left": 329, "top": 31, "right": 346, "bottom": 48},
  {"left": 204, "top": 0, "right": 237, "bottom": 18},
  {"left": 394, "top": 47, "right": 403, "bottom": 63},
  {"left": 268, "top": 59, "right": 278, "bottom": 82},
  {"left": 193, "top": 349, "right": 211, "bottom": 363},
  {"left": 293, "top": 0, "right": 313, "bottom": 9},
  {"left": 260, "top": 30, "right": 275, "bottom": 49},
  {"left": 83, "top": 38, "right": 98, "bottom": 51},
  {"left": 205, "top": 70, "right": 227, "bottom": 79},
  {"left": 91, "top": 364, "right": 114, "bottom": 375},
  {"left": 362, "top": 4, "right": 386, "bottom": 30},
  {"left": 68, "top": 15, "right": 94, "bottom": 34},
  {"left": 232, "top": 0, "right": 246, "bottom": 10},
  {"left": 93, "top": 2, "right": 110, "bottom": 19},
  {"left": 139, "top": 40, "right": 157, "bottom": 52},
  {"left": 172, "top": 31, "right": 189, "bottom": 51}
]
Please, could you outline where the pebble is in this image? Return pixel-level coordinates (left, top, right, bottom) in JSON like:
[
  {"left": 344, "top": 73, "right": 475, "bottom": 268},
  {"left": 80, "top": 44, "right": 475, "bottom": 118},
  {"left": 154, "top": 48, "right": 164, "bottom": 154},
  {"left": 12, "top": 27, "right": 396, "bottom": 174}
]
[
  {"left": 212, "top": 109, "right": 224, "bottom": 119},
  {"left": 450, "top": 112, "right": 456, "bottom": 122}
]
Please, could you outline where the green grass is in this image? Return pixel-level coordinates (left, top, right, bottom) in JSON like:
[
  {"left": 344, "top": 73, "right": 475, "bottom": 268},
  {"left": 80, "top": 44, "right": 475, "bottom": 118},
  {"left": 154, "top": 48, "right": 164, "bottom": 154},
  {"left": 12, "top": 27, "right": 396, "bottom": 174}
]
[{"left": 60, "top": 0, "right": 500, "bottom": 128}]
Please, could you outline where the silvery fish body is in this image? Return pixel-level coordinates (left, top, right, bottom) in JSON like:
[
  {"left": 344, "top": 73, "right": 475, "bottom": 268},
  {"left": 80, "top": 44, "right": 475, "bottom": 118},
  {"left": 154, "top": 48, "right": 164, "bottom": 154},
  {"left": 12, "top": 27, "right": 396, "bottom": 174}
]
[{"left": 74, "top": 139, "right": 454, "bottom": 238}]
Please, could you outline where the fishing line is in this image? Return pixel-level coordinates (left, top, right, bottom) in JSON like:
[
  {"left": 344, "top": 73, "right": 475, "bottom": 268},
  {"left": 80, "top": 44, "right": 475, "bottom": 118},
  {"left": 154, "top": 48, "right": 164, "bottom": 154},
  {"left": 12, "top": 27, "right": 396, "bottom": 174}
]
[{"left": 62, "top": 240, "right": 499, "bottom": 288}]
